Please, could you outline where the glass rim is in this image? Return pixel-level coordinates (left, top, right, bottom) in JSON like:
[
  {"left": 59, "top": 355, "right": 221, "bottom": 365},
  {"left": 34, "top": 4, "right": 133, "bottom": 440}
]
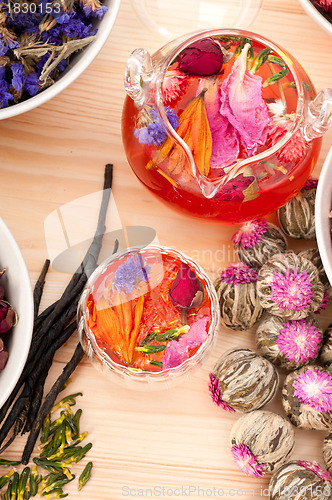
[
  {"left": 78, "top": 244, "right": 220, "bottom": 381},
  {"left": 154, "top": 28, "right": 306, "bottom": 184}
]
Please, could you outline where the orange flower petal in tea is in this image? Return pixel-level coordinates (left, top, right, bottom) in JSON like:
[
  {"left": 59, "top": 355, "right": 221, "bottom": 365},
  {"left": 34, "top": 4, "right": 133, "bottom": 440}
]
[
  {"left": 128, "top": 294, "right": 145, "bottom": 364},
  {"left": 146, "top": 90, "right": 212, "bottom": 179}
]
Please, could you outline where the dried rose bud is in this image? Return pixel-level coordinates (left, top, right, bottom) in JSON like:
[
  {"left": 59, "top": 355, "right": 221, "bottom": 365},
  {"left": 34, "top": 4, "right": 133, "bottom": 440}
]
[
  {"left": 0, "top": 286, "right": 5, "bottom": 301},
  {"left": 169, "top": 263, "right": 204, "bottom": 324},
  {"left": 177, "top": 38, "right": 223, "bottom": 76},
  {"left": 0, "top": 300, "right": 16, "bottom": 334},
  {"left": 0, "top": 338, "right": 8, "bottom": 372}
]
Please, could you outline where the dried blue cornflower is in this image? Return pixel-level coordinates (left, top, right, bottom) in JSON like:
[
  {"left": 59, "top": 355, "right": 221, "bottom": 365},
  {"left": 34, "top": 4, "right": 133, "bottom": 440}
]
[{"left": 112, "top": 254, "right": 151, "bottom": 295}]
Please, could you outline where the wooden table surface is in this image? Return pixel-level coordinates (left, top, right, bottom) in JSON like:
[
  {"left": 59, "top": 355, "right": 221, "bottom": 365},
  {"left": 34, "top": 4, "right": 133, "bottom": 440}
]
[{"left": 0, "top": 0, "right": 332, "bottom": 498}]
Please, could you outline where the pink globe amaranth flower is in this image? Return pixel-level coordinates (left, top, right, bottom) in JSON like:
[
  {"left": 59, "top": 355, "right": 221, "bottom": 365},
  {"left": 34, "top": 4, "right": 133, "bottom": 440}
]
[
  {"left": 231, "top": 444, "right": 264, "bottom": 477},
  {"left": 293, "top": 368, "right": 332, "bottom": 413},
  {"left": 302, "top": 177, "right": 318, "bottom": 191},
  {"left": 162, "top": 69, "right": 190, "bottom": 105},
  {"left": 269, "top": 268, "right": 314, "bottom": 312},
  {"left": 267, "top": 119, "right": 308, "bottom": 164},
  {"left": 208, "top": 373, "right": 235, "bottom": 412},
  {"left": 220, "top": 262, "right": 259, "bottom": 285},
  {"left": 277, "top": 319, "right": 322, "bottom": 363},
  {"left": 314, "top": 290, "right": 329, "bottom": 314},
  {"left": 231, "top": 219, "right": 268, "bottom": 249},
  {"left": 177, "top": 38, "right": 224, "bottom": 76},
  {"left": 297, "top": 461, "right": 332, "bottom": 483}
]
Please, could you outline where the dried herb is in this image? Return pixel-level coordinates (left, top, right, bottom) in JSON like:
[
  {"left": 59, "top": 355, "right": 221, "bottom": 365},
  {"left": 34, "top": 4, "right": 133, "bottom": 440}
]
[
  {"left": 323, "top": 432, "right": 332, "bottom": 475},
  {"left": 0, "top": 164, "right": 115, "bottom": 461}
]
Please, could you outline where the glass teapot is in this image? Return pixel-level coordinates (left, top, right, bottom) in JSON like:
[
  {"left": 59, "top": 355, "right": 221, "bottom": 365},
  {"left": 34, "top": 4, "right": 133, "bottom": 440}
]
[{"left": 122, "top": 29, "right": 332, "bottom": 224}]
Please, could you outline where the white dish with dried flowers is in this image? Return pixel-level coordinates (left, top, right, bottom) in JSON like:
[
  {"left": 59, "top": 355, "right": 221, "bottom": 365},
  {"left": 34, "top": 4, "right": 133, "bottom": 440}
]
[
  {"left": 0, "top": 0, "right": 121, "bottom": 120},
  {"left": 298, "top": 0, "right": 332, "bottom": 37},
  {"left": 316, "top": 147, "right": 332, "bottom": 287},
  {"left": 0, "top": 218, "right": 33, "bottom": 409}
]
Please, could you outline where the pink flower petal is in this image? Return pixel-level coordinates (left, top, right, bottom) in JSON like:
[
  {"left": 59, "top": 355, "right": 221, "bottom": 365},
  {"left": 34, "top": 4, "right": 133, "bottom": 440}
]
[{"left": 220, "top": 43, "right": 270, "bottom": 156}]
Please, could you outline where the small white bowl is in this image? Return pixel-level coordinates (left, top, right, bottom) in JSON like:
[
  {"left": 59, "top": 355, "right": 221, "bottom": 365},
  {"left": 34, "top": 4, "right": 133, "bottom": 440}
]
[
  {"left": 0, "top": 218, "right": 34, "bottom": 409},
  {"left": 0, "top": 0, "right": 121, "bottom": 120},
  {"left": 316, "top": 147, "right": 332, "bottom": 286},
  {"left": 298, "top": 0, "right": 332, "bottom": 37}
]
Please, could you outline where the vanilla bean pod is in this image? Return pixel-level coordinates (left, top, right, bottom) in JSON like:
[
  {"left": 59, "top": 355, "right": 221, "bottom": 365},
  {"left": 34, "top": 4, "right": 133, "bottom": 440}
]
[
  {"left": 22, "top": 343, "right": 84, "bottom": 464},
  {"left": 33, "top": 259, "right": 50, "bottom": 321}
]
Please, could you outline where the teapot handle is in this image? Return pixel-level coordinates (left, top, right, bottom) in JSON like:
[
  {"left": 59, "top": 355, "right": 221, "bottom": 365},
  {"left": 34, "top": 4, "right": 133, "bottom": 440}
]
[
  {"left": 124, "top": 48, "right": 154, "bottom": 106},
  {"left": 303, "top": 88, "right": 332, "bottom": 141}
]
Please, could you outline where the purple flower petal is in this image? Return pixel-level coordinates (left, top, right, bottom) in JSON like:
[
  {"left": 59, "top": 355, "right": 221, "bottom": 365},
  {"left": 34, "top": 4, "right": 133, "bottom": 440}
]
[
  {"left": 231, "top": 444, "right": 264, "bottom": 477},
  {"left": 220, "top": 43, "right": 270, "bottom": 156},
  {"left": 293, "top": 368, "right": 332, "bottom": 413},
  {"left": 232, "top": 219, "right": 268, "bottom": 249},
  {"left": 277, "top": 319, "right": 322, "bottom": 363},
  {"left": 208, "top": 373, "right": 235, "bottom": 412},
  {"left": 11, "top": 62, "right": 24, "bottom": 92},
  {"left": 269, "top": 269, "right": 314, "bottom": 312},
  {"left": 220, "top": 262, "right": 258, "bottom": 285}
]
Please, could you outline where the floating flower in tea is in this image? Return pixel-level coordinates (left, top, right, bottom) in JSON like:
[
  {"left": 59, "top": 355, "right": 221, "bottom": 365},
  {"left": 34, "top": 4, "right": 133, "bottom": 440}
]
[
  {"left": 269, "top": 461, "right": 332, "bottom": 500},
  {"left": 177, "top": 38, "right": 224, "bottom": 76},
  {"left": 319, "top": 324, "right": 332, "bottom": 371},
  {"left": 256, "top": 315, "right": 323, "bottom": 371},
  {"left": 267, "top": 115, "right": 308, "bottom": 164},
  {"left": 256, "top": 251, "right": 324, "bottom": 320},
  {"left": 232, "top": 219, "right": 287, "bottom": 268},
  {"left": 169, "top": 263, "right": 204, "bottom": 324},
  {"left": 162, "top": 69, "right": 190, "bottom": 105},
  {"left": 215, "top": 262, "right": 263, "bottom": 331},
  {"left": 134, "top": 105, "right": 179, "bottom": 147},
  {"left": 230, "top": 410, "right": 295, "bottom": 477},
  {"left": 209, "top": 348, "right": 278, "bottom": 412},
  {"left": 277, "top": 177, "right": 318, "bottom": 240},
  {"left": 323, "top": 432, "right": 332, "bottom": 474},
  {"left": 282, "top": 365, "right": 332, "bottom": 430}
]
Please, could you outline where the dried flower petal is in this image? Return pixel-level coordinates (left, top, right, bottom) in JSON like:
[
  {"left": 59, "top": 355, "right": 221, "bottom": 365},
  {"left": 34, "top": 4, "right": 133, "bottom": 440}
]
[
  {"left": 169, "top": 263, "right": 204, "bottom": 323},
  {"left": 277, "top": 319, "right": 322, "bottom": 363},
  {"left": 162, "top": 316, "right": 208, "bottom": 369},
  {"left": 314, "top": 0, "right": 332, "bottom": 13},
  {"left": 0, "top": 300, "right": 16, "bottom": 333},
  {"left": 231, "top": 444, "right": 264, "bottom": 477},
  {"left": 134, "top": 106, "right": 179, "bottom": 147},
  {"left": 112, "top": 255, "right": 151, "bottom": 295},
  {"left": 220, "top": 262, "right": 259, "bottom": 285},
  {"left": 293, "top": 367, "right": 332, "bottom": 413},
  {"left": 232, "top": 219, "right": 268, "bottom": 248},
  {"left": 219, "top": 43, "right": 270, "bottom": 156},
  {"left": 302, "top": 176, "right": 318, "bottom": 191},
  {"left": 177, "top": 38, "right": 224, "bottom": 76}
]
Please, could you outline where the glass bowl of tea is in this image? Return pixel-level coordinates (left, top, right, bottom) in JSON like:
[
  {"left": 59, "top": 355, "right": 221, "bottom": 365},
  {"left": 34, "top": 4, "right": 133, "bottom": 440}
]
[
  {"left": 122, "top": 29, "right": 332, "bottom": 223},
  {"left": 77, "top": 245, "right": 219, "bottom": 390}
]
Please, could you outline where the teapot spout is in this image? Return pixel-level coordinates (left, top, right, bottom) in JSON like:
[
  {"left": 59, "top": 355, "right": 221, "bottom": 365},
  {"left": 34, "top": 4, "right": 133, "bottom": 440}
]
[{"left": 303, "top": 88, "right": 332, "bottom": 141}]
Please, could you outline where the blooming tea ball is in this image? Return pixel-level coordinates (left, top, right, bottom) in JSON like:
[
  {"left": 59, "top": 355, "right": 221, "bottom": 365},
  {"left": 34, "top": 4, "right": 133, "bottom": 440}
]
[
  {"left": 282, "top": 365, "right": 332, "bottom": 430},
  {"left": 214, "top": 263, "right": 263, "bottom": 331},
  {"left": 209, "top": 348, "right": 279, "bottom": 412},
  {"left": 230, "top": 410, "right": 295, "bottom": 477},
  {"left": 323, "top": 432, "right": 332, "bottom": 476},
  {"left": 256, "top": 314, "right": 323, "bottom": 371},
  {"left": 232, "top": 219, "right": 287, "bottom": 268},
  {"left": 319, "top": 324, "right": 332, "bottom": 371},
  {"left": 298, "top": 248, "right": 331, "bottom": 312},
  {"left": 269, "top": 461, "right": 332, "bottom": 499},
  {"left": 256, "top": 251, "right": 325, "bottom": 320},
  {"left": 277, "top": 177, "right": 318, "bottom": 240}
]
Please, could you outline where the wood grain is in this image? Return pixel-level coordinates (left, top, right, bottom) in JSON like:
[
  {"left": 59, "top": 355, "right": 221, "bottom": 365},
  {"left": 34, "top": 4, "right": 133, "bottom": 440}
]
[{"left": 0, "top": 0, "right": 331, "bottom": 498}]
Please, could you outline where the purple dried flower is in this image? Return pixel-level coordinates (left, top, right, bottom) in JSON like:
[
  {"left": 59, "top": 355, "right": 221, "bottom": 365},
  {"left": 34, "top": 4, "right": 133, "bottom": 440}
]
[
  {"left": 293, "top": 368, "right": 332, "bottom": 413},
  {"left": 269, "top": 268, "right": 314, "bottom": 312},
  {"left": 232, "top": 219, "right": 268, "bottom": 249},
  {"left": 315, "top": 290, "right": 329, "bottom": 314},
  {"left": 231, "top": 444, "right": 264, "bottom": 477},
  {"left": 302, "top": 177, "right": 318, "bottom": 191},
  {"left": 0, "top": 339, "right": 8, "bottom": 372},
  {"left": 0, "top": 79, "right": 13, "bottom": 108},
  {"left": 208, "top": 373, "right": 235, "bottom": 412},
  {"left": 112, "top": 254, "right": 150, "bottom": 295},
  {"left": 134, "top": 106, "right": 179, "bottom": 147},
  {"left": 24, "top": 72, "right": 40, "bottom": 97},
  {"left": 220, "top": 262, "right": 259, "bottom": 285},
  {"left": 277, "top": 319, "right": 322, "bottom": 363},
  {"left": 11, "top": 62, "right": 24, "bottom": 92},
  {"left": 297, "top": 461, "right": 332, "bottom": 482}
]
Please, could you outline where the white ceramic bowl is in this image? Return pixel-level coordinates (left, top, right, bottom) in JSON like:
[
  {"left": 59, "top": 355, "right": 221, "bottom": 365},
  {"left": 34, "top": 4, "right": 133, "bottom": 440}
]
[
  {"left": 298, "top": 0, "right": 332, "bottom": 37},
  {"left": 0, "top": 218, "right": 33, "bottom": 409},
  {"left": 316, "top": 147, "right": 332, "bottom": 286},
  {"left": 0, "top": 0, "right": 121, "bottom": 120}
]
